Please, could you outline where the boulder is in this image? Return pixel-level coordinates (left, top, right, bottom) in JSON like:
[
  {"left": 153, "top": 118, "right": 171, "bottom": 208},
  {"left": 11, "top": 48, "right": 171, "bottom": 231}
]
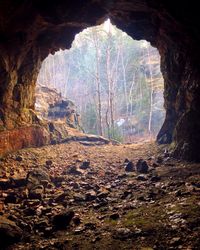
[
  {"left": 52, "top": 211, "right": 74, "bottom": 230},
  {"left": 0, "top": 216, "right": 22, "bottom": 247},
  {"left": 26, "top": 168, "right": 50, "bottom": 189},
  {"left": 136, "top": 159, "right": 149, "bottom": 173},
  {"left": 124, "top": 161, "right": 134, "bottom": 172},
  {"left": 28, "top": 185, "right": 44, "bottom": 200}
]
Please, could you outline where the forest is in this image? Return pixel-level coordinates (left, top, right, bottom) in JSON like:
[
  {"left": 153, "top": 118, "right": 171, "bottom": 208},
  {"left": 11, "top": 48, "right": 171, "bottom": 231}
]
[{"left": 37, "top": 20, "right": 165, "bottom": 142}]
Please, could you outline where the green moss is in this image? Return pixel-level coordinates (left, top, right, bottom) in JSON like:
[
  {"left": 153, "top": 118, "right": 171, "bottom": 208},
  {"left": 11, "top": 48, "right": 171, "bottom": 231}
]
[
  {"left": 104, "top": 218, "right": 118, "bottom": 226},
  {"left": 123, "top": 204, "right": 168, "bottom": 231}
]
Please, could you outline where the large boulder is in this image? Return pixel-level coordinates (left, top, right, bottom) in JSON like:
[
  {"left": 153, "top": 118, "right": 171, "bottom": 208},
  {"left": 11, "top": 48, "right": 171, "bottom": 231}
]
[
  {"left": 0, "top": 216, "right": 22, "bottom": 248},
  {"left": 26, "top": 168, "right": 50, "bottom": 190}
]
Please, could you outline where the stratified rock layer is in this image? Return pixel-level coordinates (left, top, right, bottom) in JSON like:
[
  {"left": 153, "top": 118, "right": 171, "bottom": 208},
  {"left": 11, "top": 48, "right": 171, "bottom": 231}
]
[{"left": 0, "top": 1, "right": 200, "bottom": 160}]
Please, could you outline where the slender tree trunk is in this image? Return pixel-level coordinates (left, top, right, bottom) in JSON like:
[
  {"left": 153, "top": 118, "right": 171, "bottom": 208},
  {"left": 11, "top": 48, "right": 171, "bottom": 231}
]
[
  {"left": 121, "top": 46, "right": 129, "bottom": 118},
  {"left": 92, "top": 30, "right": 103, "bottom": 136},
  {"left": 147, "top": 46, "right": 154, "bottom": 137}
]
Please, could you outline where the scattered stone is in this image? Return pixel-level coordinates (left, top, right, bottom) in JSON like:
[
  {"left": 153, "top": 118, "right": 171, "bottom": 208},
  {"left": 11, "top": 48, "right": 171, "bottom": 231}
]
[
  {"left": 156, "top": 156, "right": 163, "bottom": 164},
  {"left": 136, "top": 175, "right": 148, "bottom": 181},
  {"left": 46, "top": 160, "right": 53, "bottom": 166},
  {"left": 170, "top": 237, "right": 182, "bottom": 246},
  {"left": 110, "top": 213, "right": 119, "bottom": 220},
  {"left": 15, "top": 156, "right": 23, "bottom": 162},
  {"left": 67, "top": 166, "right": 82, "bottom": 175},
  {"left": 51, "top": 176, "right": 65, "bottom": 185},
  {"left": 121, "top": 191, "right": 132, "bottom": 199},
  {"left": 11, "top": 177, "right": 27, "bottom": 188},
  {"left": 4, "top": 193, "right": 17, "bottom": 204},
  {"left": 124, "top": 161, "right": 134, "bottom": 172},
  {"left": 85, "top": 191, "right": 96, "bottom": 201},
  {"left": 73, "top": 194, "right": 85, "bottom": 202},
  {"left": 150, "top": 176, "right": 161, "bottom": 182},
  {"left": 0, "top": 216, "right": 22, "bottom": 247},
  {"left": 73, "top": 216, "right": 81, "bottom": 225},
  {"left": 84, "top": 222, "right": 96, "bottom": 230},
  {"left": 113, "top": 228, "right": 133, "bottom": 240},
  {"left": 0, "top": 179, "right": 11, "bottom": 189},
  {"left": 136, "top": 159, "right": 149, "bottom": 173},
  {"left": 54, "top": 192, "right": 67, "bottom": 203},
  {"left": 124, "top": 158, "right": 129, "bottom": 163},
  {"left": 152, "top": 162, "right": 159, "bottom": 168},
  {"left": 97, "top": 191, "right": 109, "bottom": 199},
  {"left": 80, "top": 160, "right": 90, "bottom": 170},
  {"left": 52, "top": 211, "right": 75, "bottom": 230},
  {"left": 74, "top": 226, "right": 85, "bottom": 234},
  {"left": 29, "top": 185, "right": 44, "bottom": 200}
]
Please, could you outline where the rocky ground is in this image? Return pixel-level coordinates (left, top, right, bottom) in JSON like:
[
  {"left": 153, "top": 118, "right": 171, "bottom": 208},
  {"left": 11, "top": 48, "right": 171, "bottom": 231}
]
[{"left": 0, "top": 141, "right": 200, "bottom": 250}]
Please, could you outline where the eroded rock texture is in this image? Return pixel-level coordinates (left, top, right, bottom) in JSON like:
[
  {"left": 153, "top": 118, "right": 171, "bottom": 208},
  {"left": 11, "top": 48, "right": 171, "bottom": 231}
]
[
  {"left": 35, "top": 85, "right": 81, "bottom": 130},
  {"left": 0, "top": 1, "right": 200, "bottom": 160}
]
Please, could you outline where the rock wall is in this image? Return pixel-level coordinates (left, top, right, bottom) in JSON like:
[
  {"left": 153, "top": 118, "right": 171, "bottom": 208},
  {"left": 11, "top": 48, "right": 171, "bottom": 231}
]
[
  {"left": 0, "top": 1, "right": 200, "bottom": 160},
  {"left": 35, "top": 85, "right": 81, "bottom": 130}
]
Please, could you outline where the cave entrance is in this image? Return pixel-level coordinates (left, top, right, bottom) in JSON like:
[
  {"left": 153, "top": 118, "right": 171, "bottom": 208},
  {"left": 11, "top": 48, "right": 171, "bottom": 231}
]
[{"left": 36, "top": 20, "right": 165, "bottom": 143}]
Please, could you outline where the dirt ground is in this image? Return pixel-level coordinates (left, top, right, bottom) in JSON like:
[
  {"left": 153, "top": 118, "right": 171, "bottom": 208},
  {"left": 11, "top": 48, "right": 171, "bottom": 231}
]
[{"left": 0, "top": 141, "right": 200, "bottom": 249}]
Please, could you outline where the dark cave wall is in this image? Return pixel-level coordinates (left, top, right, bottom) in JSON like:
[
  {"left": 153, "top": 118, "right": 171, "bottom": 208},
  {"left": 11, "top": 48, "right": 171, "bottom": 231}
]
[{"left": 0, "top": 0, "right": 200, "bottom": 161}]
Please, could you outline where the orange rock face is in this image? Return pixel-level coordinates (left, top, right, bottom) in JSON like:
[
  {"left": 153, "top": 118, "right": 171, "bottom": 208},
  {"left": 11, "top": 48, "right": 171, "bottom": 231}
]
[{"left": 0, "top": 126, "right": 50, "bottom": 157}]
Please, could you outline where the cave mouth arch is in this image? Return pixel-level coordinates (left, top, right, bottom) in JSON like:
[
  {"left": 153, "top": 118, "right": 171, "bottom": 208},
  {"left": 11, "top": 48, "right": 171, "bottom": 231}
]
[
  {"left": 36, "top": 20, "right": 165, "bottom": 143},
  {"left": 0, "top": 1, "right": 200, "bottom": 161}
]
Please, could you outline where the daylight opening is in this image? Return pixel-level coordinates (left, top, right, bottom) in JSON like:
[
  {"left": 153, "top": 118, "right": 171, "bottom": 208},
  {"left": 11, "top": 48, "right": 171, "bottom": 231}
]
[{"left": 36, "top": 20, "right": 165, "bottom": 142}]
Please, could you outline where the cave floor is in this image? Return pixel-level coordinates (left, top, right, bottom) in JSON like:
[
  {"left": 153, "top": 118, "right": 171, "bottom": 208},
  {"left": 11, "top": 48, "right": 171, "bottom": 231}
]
[{"left": 0, "top": 141, "right": 200, "bottom": 249}]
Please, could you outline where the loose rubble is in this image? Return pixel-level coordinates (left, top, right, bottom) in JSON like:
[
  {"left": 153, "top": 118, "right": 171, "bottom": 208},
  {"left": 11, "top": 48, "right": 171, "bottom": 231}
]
[{"left": 0, "top": 141, "right": 200, "bottom": 249}]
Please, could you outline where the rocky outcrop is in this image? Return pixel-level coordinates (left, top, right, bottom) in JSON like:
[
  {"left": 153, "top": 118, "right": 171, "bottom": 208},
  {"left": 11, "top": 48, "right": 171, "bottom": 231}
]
[
  {"left": 0, "top": 1, "right": 200, "bottom": 160},
  {"left": 35, "top": 85, "right": 81, "bottom": 130}
]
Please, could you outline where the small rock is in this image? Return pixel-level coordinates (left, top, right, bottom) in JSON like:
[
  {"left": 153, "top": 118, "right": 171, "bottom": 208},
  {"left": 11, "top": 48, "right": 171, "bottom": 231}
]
[
  {"left": 54, "top": 192, "right": 67, "bottom": 203},
  {"left": 85, "top": 191, "right": 96, "bottom": 201},
  {"left": 124, "top": 158, "right": 129, "bottom": 163},
  {"left": 4, "top": 193, "right": 17, "bottom": 204},
  {"left": 164, "top": 148, "right": 170, "bottom": 157},
  {"left": 136, "top": 175, "right": 148, "bottom": 181},
  {"left": 29, "top": 185, "right": 44, "bottom": 200},
  {"left": 46, "top": 160, "right": 53, "bottom": 166},
  {"left": 156, "top": 156, "right": 163, "bottom": 164},
  {"left": 113, "top": 228, "right": 133, "bottom": 240},
  {"left": 124, "top": 161, "right": 134, "bottom": 172},
  {"left": 121, "top": 191, "right": 132, "bottom": 199},
  {"left": 84, "top": 222, "right": 96, "bottom": 230},
  {"left": 136, "top": 159, "right": 149, "bottom": 173},
  {"left": 15, "top": 156, "right": 23, "bottom": 162},
  {"left": 97, "top": 191, "right": 109, "bottom": 199},
  {"left": 150, "top": 176, "right": 161, "bottom": 182},
  {"left": 52, "top": 211, "right": 75, "bottom": 230},
  {"left": 79, "top": 161, "right": 90, "bottom": 170},
  {"left": 170, "top": 237, "right": 182, "bottom": 246},
  {"left": 73, "top": 194, "right": 85, "bottom": 202},
  {"left": 11, "top": 177, "right": 27, "bottom": 188},
  {"left": 110, "top": 213, "right": 119, "bottom": 220},
  {"left": 73, "top": 216, "right": 81, "bottom": 225},
  {"left": 67, "top": 166, "right": 82, "bottom": 175},
  {"left": 0, "top": 179, "right": 11, "bottom": 190},
  {"left": 152, "top": 162, "right": 159, "bottom": 168}
]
